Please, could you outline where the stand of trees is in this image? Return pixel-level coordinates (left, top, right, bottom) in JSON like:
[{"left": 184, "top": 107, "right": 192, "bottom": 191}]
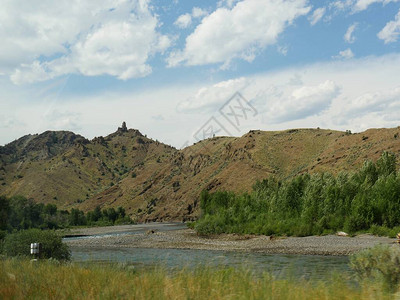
[
  {"left": 0, "top": 197, "right": 132, "bottom": 260},
  {"left": 194, "top": 152, "right": 400, "bottom": 237},
  {"left": 0, "top": 195, "right": 132, "bottom": 235}
]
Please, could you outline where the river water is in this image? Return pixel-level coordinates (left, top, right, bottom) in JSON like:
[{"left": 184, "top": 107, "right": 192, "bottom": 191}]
[{"left": 67, "top": 223, "right": 352, "bottom": 281}]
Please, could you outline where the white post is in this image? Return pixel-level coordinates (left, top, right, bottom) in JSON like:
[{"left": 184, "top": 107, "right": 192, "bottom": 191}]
[{"left": 30, "top": 243, "right": 40, "bottom": 260}]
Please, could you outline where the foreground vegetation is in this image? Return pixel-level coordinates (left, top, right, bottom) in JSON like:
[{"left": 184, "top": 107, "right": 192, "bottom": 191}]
[
  {"left": 1, "top": 229, "right": 70, "bottom": 261},
  {"left": 0, "top": 256, "right": 396, "bottom": 300},
  {"left": 195, "top": 152, "right": 400, "bottom": 236}
]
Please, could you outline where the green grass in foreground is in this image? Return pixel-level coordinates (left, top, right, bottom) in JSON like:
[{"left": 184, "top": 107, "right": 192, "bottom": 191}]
[{"left": 0, "top": 259, "right": 396, "bottom": 300}]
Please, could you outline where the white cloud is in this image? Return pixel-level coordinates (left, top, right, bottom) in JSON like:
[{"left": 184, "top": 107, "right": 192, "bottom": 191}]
[
  {"left": 174, "top": 13, "right": 192, "bottom": 28},
  {"left": 354, "top": 0, "right": 378, "bottom": 10},
  {"left": 329, "top": 0, "right": 399, "bottom": 12},
  {"left": 342, "top": 86, "right": 400, "bottom": 116},
  {"left": 333, "top": 48, "right": 355, "bottom": 59},
  {"left": 167, "top": 0, "right": 311, "bottom": 67},
  {"left": 217, "top": 0, "right": 240, "bottom": 8},
  {"left": 177, "top": 78, "right": 249, "bottom": 113},
  {"left": 309, "top": 7, "right": 326, "bottom": 26},
  {"left": 344, "top": 23, "right": 358, "bottom": 43},
  {"left": 277, "top": 46, "right": 289, "bottom": 56},
  {"left": 174, "top": 7, "right": 208, "bottom": 29},
  {"left": 353, "top": 0, "right": 400, "bottom": 11},
  {"left": 44, "top": 110, "right": 82, "bottom": 131},
  {"left": 329, "top": 0, "right": 354, "bottom": 11},
  {"left": 2, "top": 54, "right": 400, "bottom": 147},
  {"left": 178, "top": 76, "right": 339, "bottom": 123},
  {"left": 378, "top": 9, "right": 400, "bottom": 43},
  {"left": 192, "top": 7, "right": 208, "bottom": 18},
  {"left": 0, "top": 0, "right": 171, "bottom": 84},
  {"left": 266, "top": 81, "right": 340, "bottom": 123}
]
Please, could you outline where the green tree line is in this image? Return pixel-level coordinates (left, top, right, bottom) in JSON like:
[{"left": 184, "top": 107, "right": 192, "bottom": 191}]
[
  {"left": 194, "top": 152, "right": 400, "bottom": 236},
  {"left": 0, "top": 195, "right": 132, "bottom": 237},
  {"left": 0, "top": 197, "right": 132, "bottom": 260}
]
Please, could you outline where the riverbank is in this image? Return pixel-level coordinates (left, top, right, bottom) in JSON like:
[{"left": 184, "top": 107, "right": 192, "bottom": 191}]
[{"left": 64, "top": 224, "right": 396, "bottom": 256}]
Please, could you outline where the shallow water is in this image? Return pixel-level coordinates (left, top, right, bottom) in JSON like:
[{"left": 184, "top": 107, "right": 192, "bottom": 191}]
[
  {"left": 71, "top": 247, "right": 351, "bottom": 281},
  {"left": 68, "top": 223, "right": 353, "bottom": 281}
]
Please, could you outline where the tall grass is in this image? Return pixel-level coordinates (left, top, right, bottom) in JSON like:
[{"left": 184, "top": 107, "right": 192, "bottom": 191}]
[{"left": 0, "top": 259, "right": 395, "bottom": 299}]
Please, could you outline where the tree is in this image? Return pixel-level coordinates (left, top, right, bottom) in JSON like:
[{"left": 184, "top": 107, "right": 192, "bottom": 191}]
[
  {"left": 0, "top": 196, "right": 9, "bottom": 231},
  {"left": 69, "top": 208, "right": 86, "bottom": 226},
  {"left": 377, "top": 152, "right": 397, "bottom": 177},
  {"left": 2, "top": 229, "right": 70, "bottom": 260}
]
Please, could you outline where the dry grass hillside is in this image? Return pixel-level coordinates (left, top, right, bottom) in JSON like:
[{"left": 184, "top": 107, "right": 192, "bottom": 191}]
[{"left": 1, "top": 123, "right": 399, "bottom": 222}]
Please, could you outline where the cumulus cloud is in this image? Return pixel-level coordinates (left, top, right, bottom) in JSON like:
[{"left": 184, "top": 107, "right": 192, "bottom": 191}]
[
  {"left": 335, "top": 86, "right": 400, "bottom": 129},
  {"left": 378, "top": 9, "right": 400, "bottom": 43},
  {"left": 174, "top": 13, "right": 192, "bottom": 28},
  {"left": 177, "top": 76, "right": 340, "bottom": 124},
  {"left": 329, "top": 0, "right": 399, "bottom": 12},
  {"left": 217, "top": 0, "right": 240, "bottom": 8},
  {"left": 174, "top": 14, "right": 192, "bottom": 28},
  {"left": 344, "top": 23, "right": 358, "bottom": 43},
  {"left": 167, "top": 0, "right": 311, "bottom": 67},
  {"left": 353, "top": 0, "right": 400, "bottom": 11},
  {"left": 333, "top": 48, "right": 355, "bottom": 59},
  {"left": 1, "top": 0, "right": 170, "bottom": 84},
  {"left": 44, "top": 110, "right": 82, "bottom": 131},
  {"left": 174, "top": 7, "right": 208, "bottom": 29},
  {"left": 329, "top": 0, "right": 354, "bottom": 11},
  {"left": 2, "top": 53, "right": 400, "bottom": 147},
  {"left": 309, "top": 7, "right": 326, "bottom": 26},
  {"left": 343, "top": 86, "right": 400, "bottom": 116},
  {"left": 266, "top": 81, "right": 340, "bottom": 123},
  {"left": 192, "top": 7, "right": 208, "bottom": 18},
  {"left": 277, "top": 46, "right": 289, "bottom": 56},
  {"left": 177, "top": 78, "right": 249, "bottom": 113}
]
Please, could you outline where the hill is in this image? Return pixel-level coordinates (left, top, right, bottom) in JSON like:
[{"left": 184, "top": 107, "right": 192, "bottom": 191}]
[{"left": 1, "top": 123, "right": 399, "bottom": 222}]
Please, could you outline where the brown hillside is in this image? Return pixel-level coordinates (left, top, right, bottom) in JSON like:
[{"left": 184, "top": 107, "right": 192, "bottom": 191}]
[{"left": 1, "top": 124, "right": 399, "bottom": 222}]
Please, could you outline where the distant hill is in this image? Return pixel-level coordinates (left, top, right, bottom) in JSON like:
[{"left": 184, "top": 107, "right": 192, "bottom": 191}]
[{"left": 1, "top": 123, "right": 399, "bottom": 222}]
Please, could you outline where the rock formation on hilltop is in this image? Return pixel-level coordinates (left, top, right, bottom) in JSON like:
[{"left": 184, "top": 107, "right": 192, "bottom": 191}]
[{"left": 118, "top": 122, "right": 128, "bottom": 133}]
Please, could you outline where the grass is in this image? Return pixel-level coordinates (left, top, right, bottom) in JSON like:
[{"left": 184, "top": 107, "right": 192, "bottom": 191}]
[{"left": 0, "top": 259, "right": 396, "bottom": 300}]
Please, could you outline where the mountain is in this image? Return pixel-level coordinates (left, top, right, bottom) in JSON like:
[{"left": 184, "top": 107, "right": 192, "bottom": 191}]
[{"left": 1, "top": 123, "right": 399, "bottom": 222}]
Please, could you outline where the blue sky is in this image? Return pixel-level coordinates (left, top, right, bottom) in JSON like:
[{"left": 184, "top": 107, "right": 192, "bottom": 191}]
[{"left": 0, "top": 0, "right": 400, "bottom": 147}]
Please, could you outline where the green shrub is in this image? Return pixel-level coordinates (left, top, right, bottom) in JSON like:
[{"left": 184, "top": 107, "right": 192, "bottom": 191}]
[
  {"left": 114, "top": 216, "right": 132, "bottom": 225},
  {"left": 194, "top": 152, "right": 400, "bottom": 237},
  {"left": 2, "top": 229, "right": 70, "bottom": 261},
  {"left": 350, "top": 244, "right": 400, "bottom": 292}
]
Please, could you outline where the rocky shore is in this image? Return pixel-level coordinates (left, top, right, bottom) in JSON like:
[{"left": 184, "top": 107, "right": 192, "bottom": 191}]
[{"left": 63, "top": 224, "right": 396, "bottom": 256}]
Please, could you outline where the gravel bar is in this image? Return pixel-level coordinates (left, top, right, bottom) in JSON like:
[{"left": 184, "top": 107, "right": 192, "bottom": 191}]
[{"left": 64, "top": 225, "right": 396, "bottom": 256}]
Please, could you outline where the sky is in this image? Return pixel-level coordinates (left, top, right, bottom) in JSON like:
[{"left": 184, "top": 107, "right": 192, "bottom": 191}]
[{"left": 0, "top": 0, "right": 400, "bottom": 148}]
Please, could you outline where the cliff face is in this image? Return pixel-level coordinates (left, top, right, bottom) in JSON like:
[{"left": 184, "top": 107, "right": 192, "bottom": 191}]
[{"left": 1, "top": 124, "right": 400, "bottom": 222}]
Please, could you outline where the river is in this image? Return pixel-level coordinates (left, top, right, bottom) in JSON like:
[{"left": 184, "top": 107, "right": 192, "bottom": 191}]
[{"left": 66, "top": 223, "right": 353, "bottom": 281}]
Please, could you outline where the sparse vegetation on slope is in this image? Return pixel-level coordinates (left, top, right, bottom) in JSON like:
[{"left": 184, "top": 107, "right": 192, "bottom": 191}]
[{"left": 1, "top": 125, "right": 400, "bottom": 222}]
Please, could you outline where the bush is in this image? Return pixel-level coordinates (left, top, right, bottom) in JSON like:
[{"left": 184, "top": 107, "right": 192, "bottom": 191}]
[
  {"left": 114, "top": 216, "right": 132, "bottom": 225},
  {"left": 2, "top": 229, "right": 70, "bottom": 261},
  {"left": 193, "top": 152, "right": 400, "bottom": 237},
  {"left": 350, "top": 244, "right": 400, "bottom": 292}
]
